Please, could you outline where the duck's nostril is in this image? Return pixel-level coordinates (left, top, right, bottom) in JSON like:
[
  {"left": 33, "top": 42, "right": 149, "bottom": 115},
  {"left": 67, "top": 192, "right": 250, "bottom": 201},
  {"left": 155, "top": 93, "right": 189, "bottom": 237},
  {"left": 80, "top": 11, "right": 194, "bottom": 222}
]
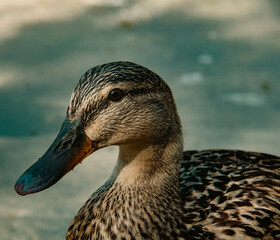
[
  {"left": 61, "top": 140, "right": 72, "bottom": 150},
  {"left": 14, "top": 180, "right": 25, "bottom": 195}
]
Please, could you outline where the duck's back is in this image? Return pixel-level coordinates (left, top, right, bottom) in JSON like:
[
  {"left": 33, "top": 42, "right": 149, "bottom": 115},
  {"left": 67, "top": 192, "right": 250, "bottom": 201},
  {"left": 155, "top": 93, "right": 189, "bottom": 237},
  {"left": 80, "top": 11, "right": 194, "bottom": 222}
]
[{"left": 180, "top": 149, "right": 280, "bottom": 239}]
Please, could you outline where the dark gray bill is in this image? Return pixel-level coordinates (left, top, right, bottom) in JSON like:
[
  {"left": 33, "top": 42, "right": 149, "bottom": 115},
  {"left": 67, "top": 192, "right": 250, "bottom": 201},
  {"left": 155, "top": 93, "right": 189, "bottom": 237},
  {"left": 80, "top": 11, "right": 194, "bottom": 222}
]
[{"left": 14, "top": 119, "right": 95, "bottom": 196}]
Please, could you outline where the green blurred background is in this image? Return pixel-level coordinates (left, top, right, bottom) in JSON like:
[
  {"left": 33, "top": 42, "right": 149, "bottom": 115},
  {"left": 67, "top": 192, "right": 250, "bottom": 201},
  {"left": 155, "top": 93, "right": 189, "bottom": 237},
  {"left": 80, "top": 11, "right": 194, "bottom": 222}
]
[{"left": 0, "top": 0, "right": 280, "bottom": 239}]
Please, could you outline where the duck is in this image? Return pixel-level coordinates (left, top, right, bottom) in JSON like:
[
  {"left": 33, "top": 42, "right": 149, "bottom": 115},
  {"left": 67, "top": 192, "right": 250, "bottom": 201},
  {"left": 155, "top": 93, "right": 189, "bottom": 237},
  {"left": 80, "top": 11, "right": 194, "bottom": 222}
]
[{"left": 14, "top": 61, "right": 280, "bottom": 240}]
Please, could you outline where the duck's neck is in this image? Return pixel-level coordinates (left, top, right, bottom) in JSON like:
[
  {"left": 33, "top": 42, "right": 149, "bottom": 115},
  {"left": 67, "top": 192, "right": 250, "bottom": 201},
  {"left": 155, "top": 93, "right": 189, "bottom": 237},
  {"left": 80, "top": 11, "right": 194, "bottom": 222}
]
[
  {"left": 115, "top": 138, "right": 183, "bottom": 191},
  {"left": 66, "top": 134, "right": 187, "bottom": 239},
  {"left": 103, "top": 137, "right": 187, "bottom": 239}
]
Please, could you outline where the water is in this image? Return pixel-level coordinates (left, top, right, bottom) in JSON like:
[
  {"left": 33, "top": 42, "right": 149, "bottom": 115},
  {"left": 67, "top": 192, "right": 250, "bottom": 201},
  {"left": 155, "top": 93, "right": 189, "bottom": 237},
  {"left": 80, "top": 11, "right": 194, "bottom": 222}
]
[{"left": 1, "top": 0, "right": 280, "bottom": 239}]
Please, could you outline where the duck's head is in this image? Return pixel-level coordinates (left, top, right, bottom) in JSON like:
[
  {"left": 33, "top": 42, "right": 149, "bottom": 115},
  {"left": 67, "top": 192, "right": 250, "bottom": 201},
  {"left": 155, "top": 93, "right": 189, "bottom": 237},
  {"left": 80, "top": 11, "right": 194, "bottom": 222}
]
[{"left": 15, "top": 61, "right": 182, "bottom": 196}]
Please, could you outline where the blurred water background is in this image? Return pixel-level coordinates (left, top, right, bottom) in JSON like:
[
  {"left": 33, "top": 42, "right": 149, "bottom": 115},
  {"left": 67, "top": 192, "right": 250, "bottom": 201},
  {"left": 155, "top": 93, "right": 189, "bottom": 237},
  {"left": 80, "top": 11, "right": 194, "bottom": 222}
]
[{"left": 0, "top": 0, "right": 280, "bottom": 239}]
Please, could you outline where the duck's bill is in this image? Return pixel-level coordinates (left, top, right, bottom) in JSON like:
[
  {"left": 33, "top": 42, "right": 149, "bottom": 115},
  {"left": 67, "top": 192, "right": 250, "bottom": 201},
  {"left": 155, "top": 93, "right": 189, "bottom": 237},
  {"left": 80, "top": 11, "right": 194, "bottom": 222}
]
[{"left": 14, "top": 119, "right": 95, "bottom": 196}]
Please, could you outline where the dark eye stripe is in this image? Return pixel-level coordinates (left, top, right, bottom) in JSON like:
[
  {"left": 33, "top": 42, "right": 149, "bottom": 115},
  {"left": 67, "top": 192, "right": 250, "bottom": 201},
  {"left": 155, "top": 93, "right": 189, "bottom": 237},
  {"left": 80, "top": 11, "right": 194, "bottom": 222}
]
[{"left": 81, "top": 88, "right": 154, "bottom": 125}]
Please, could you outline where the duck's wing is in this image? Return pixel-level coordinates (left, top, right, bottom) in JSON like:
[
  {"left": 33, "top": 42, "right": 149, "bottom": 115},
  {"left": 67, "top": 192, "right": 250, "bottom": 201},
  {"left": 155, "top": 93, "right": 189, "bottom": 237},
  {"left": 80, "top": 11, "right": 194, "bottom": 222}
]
[{"left": 180, "top": 149, "right": 280, "bottom": 240}]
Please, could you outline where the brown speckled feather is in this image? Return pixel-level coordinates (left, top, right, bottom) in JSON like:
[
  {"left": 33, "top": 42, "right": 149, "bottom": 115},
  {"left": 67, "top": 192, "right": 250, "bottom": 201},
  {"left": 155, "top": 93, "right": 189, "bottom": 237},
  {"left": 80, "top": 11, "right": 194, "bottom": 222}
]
[{"left": 181, "top": 150, "right": 280, "bottom": 239}]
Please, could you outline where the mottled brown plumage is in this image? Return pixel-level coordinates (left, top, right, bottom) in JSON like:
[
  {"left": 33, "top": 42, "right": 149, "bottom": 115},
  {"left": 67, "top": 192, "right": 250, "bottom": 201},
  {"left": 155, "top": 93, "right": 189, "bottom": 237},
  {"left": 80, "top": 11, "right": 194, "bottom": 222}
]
[
  {"left": 181, "top": 150, "right": 280, "bottom": 239},
  {"left": 15, "top": 62, "right": 280, "bottom": 240}
]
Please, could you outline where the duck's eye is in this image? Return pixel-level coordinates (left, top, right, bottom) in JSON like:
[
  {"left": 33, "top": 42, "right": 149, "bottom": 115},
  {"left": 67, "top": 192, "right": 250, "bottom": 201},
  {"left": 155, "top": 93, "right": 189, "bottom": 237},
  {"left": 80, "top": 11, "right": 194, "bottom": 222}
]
[{"left": 108, "top": 88, "right": 124, "bottom": 102}]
